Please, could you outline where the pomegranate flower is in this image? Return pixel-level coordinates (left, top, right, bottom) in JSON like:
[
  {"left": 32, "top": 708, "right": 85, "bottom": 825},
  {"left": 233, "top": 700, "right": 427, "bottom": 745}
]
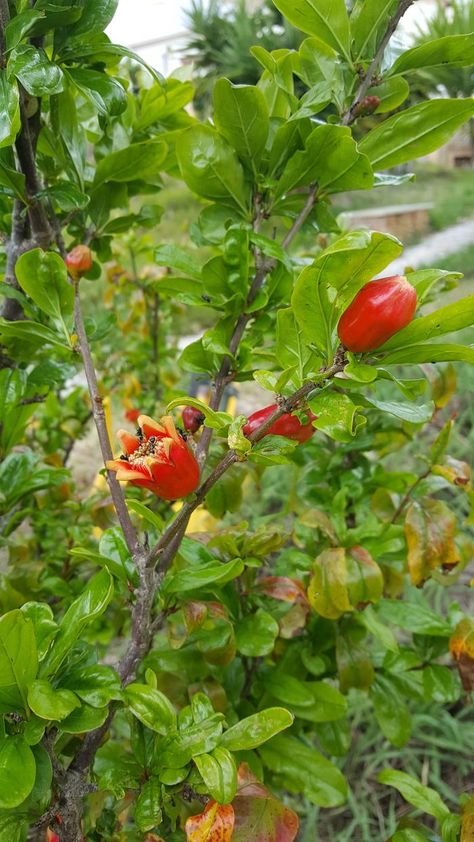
[{"left": 106, "top": 414, "right": 200, "bottom": 501}]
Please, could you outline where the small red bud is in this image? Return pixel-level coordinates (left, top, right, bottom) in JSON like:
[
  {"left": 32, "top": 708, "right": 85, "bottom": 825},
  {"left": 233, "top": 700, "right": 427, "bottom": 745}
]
[
  {"left": 354, "top": 95, "right": 381, "bottom": 117},
  {"left": 65, "top": 245, "right": 93, "bottom": 280},
  {"left": 182, "top": 406, "right": 205, "bottom": 434},
  {"left": 125, "top": 408, "right": 141, "bottom": 424}
]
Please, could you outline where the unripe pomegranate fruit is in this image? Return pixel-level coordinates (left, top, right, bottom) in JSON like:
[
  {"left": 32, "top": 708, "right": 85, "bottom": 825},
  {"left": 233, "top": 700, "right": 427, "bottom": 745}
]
[
  {"left": 243, "top": 404, "right": 316, "bottom": 443},
  {"left": 182, "top": 405, "right": 206, "bottom": 434},
  {"left": 337, "top": 275, "right": 416, "bottom": 353},
  {"left": 65, "top": 245, "right": 93, "bottom": 280},
  {"left": 354, "top": 95, "right": 381, "bottom": 117}
]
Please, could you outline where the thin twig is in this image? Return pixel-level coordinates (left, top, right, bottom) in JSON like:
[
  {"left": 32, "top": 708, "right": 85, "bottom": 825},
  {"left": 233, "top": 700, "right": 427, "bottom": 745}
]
[
  {"left": 390, "top": 469, "right": 430, "bottom": 523},
  {"left": 342, "top": 0, "right": 416, "bottom": 126},
  {"left": 73, "top": 282, "right": 139, "bottom": 557}
]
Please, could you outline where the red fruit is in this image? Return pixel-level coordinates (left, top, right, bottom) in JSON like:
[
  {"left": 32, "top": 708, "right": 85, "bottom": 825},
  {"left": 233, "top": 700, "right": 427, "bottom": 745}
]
[
  {"left": 243, "top": 404, "right": 316, "bottom": 443},
  {"left": 182, "top": 405, "right": 205, "bottom": 434},
  {"left": 65, "top": 245, "right": 93, "bottom": 280},
  {"left": 354, "top": 95, "right": 381, "bottom": 117},
  {"left": 46, "top": 830, "right": 60, "bottom": 842},
  {"left": 107, "top": 414, "right": 200, "bottom": 501},
  {"left": 337, "top": 275, "right": 417, "bottom": 353}
]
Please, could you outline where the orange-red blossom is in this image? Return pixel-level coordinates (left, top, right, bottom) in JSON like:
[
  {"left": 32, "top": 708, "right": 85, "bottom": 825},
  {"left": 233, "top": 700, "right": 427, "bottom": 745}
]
[{"left": 107, "top": 414, "right": 200, "bottom": 501}]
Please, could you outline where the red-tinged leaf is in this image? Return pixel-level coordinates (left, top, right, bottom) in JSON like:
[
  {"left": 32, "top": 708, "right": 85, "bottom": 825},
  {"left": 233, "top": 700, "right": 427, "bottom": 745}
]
[
  {"left": 405, "top": 498, "right": 460, "bottom": 586},
  {"left": 450, "top": 618, "right": 474, "bottom": 691},
  {"left": 278, "top": 602, "right": 309, "bottom": 639},
  {"left": 433, "top": 457, "right": 471, "bottom": 488},
  {"left": 257, "top": 577, "right": 309, "bottom": 604},
  {"left": 232, "top": 763, "right": 299, "bottom": 842},
  {"left": 185, "top": 800, "right": 235, "bottom": 842}
]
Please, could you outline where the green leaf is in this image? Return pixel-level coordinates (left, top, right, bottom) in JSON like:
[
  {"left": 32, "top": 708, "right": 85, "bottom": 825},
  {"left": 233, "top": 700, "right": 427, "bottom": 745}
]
[
  {"left": 59, "top": 703, "right": 109, "bottom": 734},
  {"left": 390, "top": 34, "right": 474, "bottom": 75},
  {"left": 379, "top": 296, "right": 474, "bottom": 350},
  {"left": 276, "top": 307, "right": 323, "bottom": 384},
  {"left": 272, "top": 0, "right": 351, "bottom": 61},
  {"left": 371, "top": 674, "right": 411, "bottom": 747},
  {"left": 94, "top": 140, "right": 168, "bottom": 187},
  {"left": 195, "top": 747, "right": 237, "bottom": 804},
  {"left": 406, "top": 268, "right": 462, "bottom": 304},
  {"left": 38, "top": 181, "right": 90, "bottom": 212},
  {"left": 221, "top": 708, "right": 293, "bottom": 751},
  {"left": 20, "top": 602, "right": 57, "bottom": 661},
  {"left": 236, "top": 610, "right": 279, "bottom": 656},
  {"left": 40, "top": 569, "right": 114, "bottom": 676},
  {"left": 135, "top": 778, "right": 162, "bottom": 832},
  {"left": 259, "top": 734, "right": 347, "bottom": 807},
  {"left": 0, "top": 609, "right": 38, "bottom": 713},
  {"left": 5, "top": 9, "right": 45, "bottom": 51},
  {"left": 213, "top": 78, "right": 269, "bottom": 167},
  {"left": 309, "top": 391, "right": 365, "bottom": 443},
  {"left": 368, "top": 76, "right": 410, "bottom": 113},
  {"left": 275, "top": 124, "right": 373, "bottom": 199},
  {"left": 164, "top": 557, "right": 244, "bottom": 594},
  {"left": 0, "top": 319, "right": 71, "bottom": 355},
  {"left": 350, "top": 0, "right": 398, "bottom": 61},
  {"left": 27, "top": 679, "right": 80, "bottom": 721},
  {"left": 67, "top": 0, "right": 118, "bottom": 35},
  {"left": 375, "top": 599, "right": 452, "bottom": 636},
  {"left": 155, "top": 244, "right": 202, "bottom": 280},
  {"left": 0, "top": 148, "right": 26, "bottom": 199},
  {"left": 124, "top": 683, "right": 177, "bottom": 735},
  {"left": 60, "top": 665, "right": 122, "bottom": 708},
  {"left": 67, "top": 67, "right": 126, "bottom": 117},
  {"left": 382, "top": 343, "right": 474, "bottom": 366},
  {"left": 359, "top": 99, "right": 474, "bottom": 170},
  {"left": 166, "top": 396, "right": 232, "bottom": 430},
  {"left": 359, "top": 395, "right": 434, "bottom": 424},
  {"left": 160, "top": 714, "right": 224, "bottom": 768},
  {"left": 0, "top": 737, "right": 36, "bottom": 808},
  {"left": 378, "top": 769, "right": 450, "bottom": 823},
  {"left": 8, "top": 45, "right": 64, "bottom": 95},
  {"left": 176, "top": 124, "right": 250, "bottom": 213},
  {"left": 0, "top": 71, "right": 20, "bottom": 149},
  {"left": 15, "top": 249, "right": 74, "bottom": 326},
  {"left": 296, "top": 38, "right": 345, "bottom": 113}
]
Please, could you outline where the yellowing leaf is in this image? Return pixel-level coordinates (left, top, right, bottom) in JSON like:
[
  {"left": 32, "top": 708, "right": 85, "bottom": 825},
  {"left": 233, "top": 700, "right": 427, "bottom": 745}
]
[
  {"left": 405, "top": 499, "right": 460, "bottom": 586},
  {"left": 308, "top": 546, "right": 383, "bottom": 619},
  {"left": 450, "top": 618, "right": 474, "bottom": 692},
  {"left": 185, "top": 800, "right": 234, "bottom": 842},
  {"left": 232, "top": 763, "right": 299, "bottom": 842}
]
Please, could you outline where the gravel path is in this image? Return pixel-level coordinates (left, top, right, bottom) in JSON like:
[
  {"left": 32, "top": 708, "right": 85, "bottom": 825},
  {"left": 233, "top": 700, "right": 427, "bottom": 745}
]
[{"left": 385, "top": 216, "right": 474, "bottom": 276}]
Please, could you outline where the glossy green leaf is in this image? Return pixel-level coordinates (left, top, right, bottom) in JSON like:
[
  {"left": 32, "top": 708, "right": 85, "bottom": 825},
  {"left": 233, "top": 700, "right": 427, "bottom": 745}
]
[
  {"left": 0, "top": 71, "right": 20, "bottom": 149},
  {"left": 375, "top": 599, "right": 452, "bottom": 636},
  {"left": 155, "top": 244, "right": 202, "bottom": 279},
  {"left": 40, "top": 569, "right": 114, "bottom": 676},
  {"left": 359, "top": 99, "right": 474, "bottom": 170},
  {"left": 15, "top": 249, "right": 74, "bottom": 328},
  {"left": 60, "top": 703, "right": 109, "bottom": 734},
  {"left": 275, "top": 124, "right": 373, "bottom": 199},
  {"left": 378, "top": 769, "right": 450, "bottom": 822},
  {"left": 8, "top": 45, "right": 64, "bottom": 95},
  {"left": 94, "top": 140, "right": 168, "bottom": 187},
  {"left": 68, "top": 0, "right": 118, "bottom": 35},
  {"left": 27, "top": 678, "right": 80, "bottom": 721},
  {"left": 20, "top": 602, "right": 57, "bottom": 661},
  {"left": 309, "top": 392, "right": 365, "bottom": 443},
  {"left": 390, "top": 34, "right": 474, "bottom": 75},
  {"left": 272, "top": 0, "right": 351, "bottom": 60},
  {"left": 0, "top": 148, "right": 26, "bottom": 199},
  {"left": 164, "top": 557, "right": 244, "bottom": 593},
  {"left": 160, "top": 713, "right": 224, "bottom": 768},
  {"left": 236, "top": 610, "right": 279, "bottom": 656},
  {"left": 5, "top": 9, "right": 45, "bottom": 51},
  {"left": 195, "top": 747, "right": 237, "bottom": 804},
  {"left": 124, "top": 683, "right": 177, "bottom": 735},
  {"left": 368, "top": 76, "right": 410, "bottom": 113},
  {"left": 167, "top": 396, "right": 232, "bottom": 430},
  {"left": 67, "top": 67, "right": 126, "bottom": 116},
  {"left": 0, "top": 609, "right": 38, "bottom": 712},
  {"left": 213, "top": 78, "right": 269, "bottom": 166},
  {"left": 222, "top": 708, "right": 293, "bottom": 751},
  {"left": 350, "top": 0, "right": 397, "bottom": 61},
  {"left": 176, "top": 124, "right": 250, "bottom": 213},
  {"left": 0, "top": 737, "right": 36, "bottom": 808},
  {"left": 60, "top": 665, "right": 122, "bottom": 707},
  {"left": 135, "top": 778, "right": 162, "bottom": 832},
  {"left": 371, "top": 674, "right": 411, "bottom": 747},
  {"left": 359, "top": 395, "right": 434, "bottom": 424},
  {"left": 259, "top": 735, "right": 348, "bottom": 807}
]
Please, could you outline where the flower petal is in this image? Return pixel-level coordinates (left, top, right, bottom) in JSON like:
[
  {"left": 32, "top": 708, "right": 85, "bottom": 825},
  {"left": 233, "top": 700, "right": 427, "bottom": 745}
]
[
  {"left": 117, "top": 429, "right": 140, "bottom": 455},
  {"left": 138, "top": 414, "right": 166, "bottom": 438}
]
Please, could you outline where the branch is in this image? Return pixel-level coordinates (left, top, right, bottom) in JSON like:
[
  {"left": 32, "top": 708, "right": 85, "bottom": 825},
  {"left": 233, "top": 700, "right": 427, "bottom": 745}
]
[
  {"left": 390, "top": 468, "right": 430, "bottom": 523},
  {"left": 342, "top": 0, "right": 416, "bottom": 126},
  {"left": 73, "top": 282, "right": 139, "bottom": 557},
  {"left": 196, "top": 186, "right": 318, "bottom": 464}
]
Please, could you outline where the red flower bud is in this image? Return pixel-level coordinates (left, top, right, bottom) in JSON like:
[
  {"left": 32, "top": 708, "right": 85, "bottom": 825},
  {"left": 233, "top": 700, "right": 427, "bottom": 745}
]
[
  {"left": 46, "top": 830, "right": 60, "bottom": 842},
  {"left": 337, "top": 275, "right": 417, "bottom": 353},
  {"left": 354, "top": 95, "right": 381, "bottom": 117},
  {"left": 106, "top": 414, "right": 200, "bottom": 501},
  {"left": 65, "top": 245, "right": 93, "bottom": 280},
  {"left": 243, "top": 404, "right": 316, "bottom": 443},
  {"left": 125, "top": 407, "right": 141, "bottom": 424},
  {"left": 182, "top": 405, "right": 206, "bottom": 434}
]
